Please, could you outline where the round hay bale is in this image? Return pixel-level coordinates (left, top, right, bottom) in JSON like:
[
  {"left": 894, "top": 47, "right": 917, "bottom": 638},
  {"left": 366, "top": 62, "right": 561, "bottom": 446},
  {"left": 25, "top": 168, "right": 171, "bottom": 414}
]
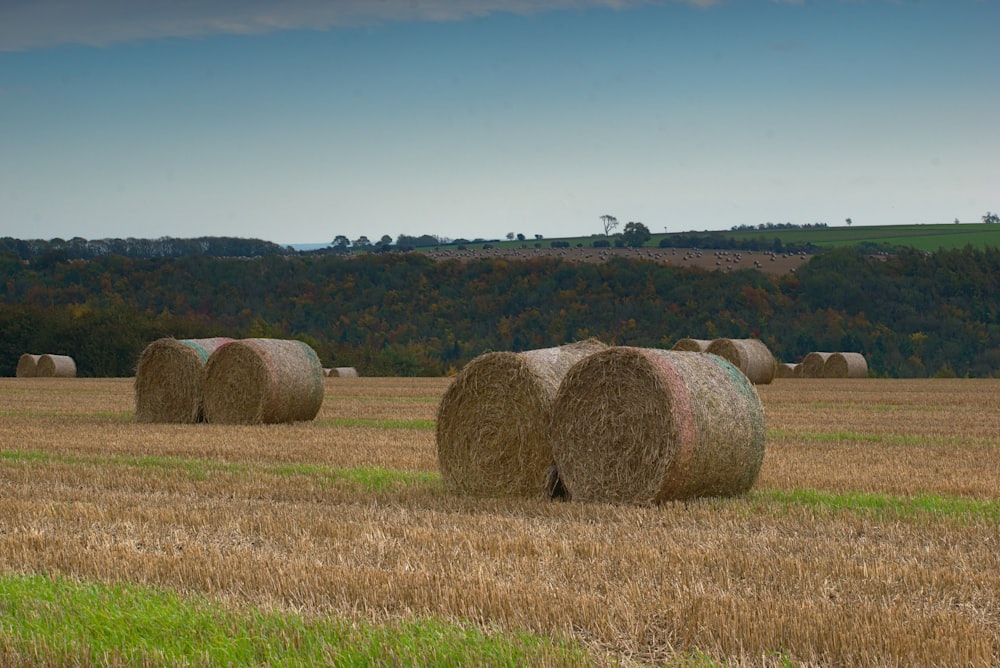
[
  {"left": 551, "top": 347, "right": 766, "bottom": 504},
  {"left": 801, "top": 352, "right": 834, "bottom": 378},
  {"left": 705, "top": 338, "right": 776, "bottom": 385},
  {"left": 329, "top": 367, "right": 358, "bottom": 378},
  {"left": 36, "top": 354, "right": 76, "bottom": 378},
  {"left": 436, "top": 339, "right": 607, "bottom": 498},
  {"left": 775, "top": 362, "right": 801, "bottom": 379},
  {"left": 203, "top": 338, "right": 325, "bottom": 424},
  {"left": 824, "top": 352, "right": 868, "bottom": 378},
  {"left": 134, "top": 337, "right": 235, "bottom": 423},
  {"left": 671, "top": 338, "right": 711, "bottom": 352},
  {"left": 16, "top": 354, "right": 40, "bottom": 378}
]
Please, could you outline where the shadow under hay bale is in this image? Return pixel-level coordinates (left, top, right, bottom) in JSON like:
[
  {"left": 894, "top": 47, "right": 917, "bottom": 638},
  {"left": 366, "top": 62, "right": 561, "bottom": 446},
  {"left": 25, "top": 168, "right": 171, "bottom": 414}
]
[
  {"left": 551, "top": 347, "right": 766, "bottom": 505},
  {"left": 801, "top": 352, "right": 834, "bottom": 378},
  {"left": 134, "top": 337, "right": 235, "bottom": 423},
  {"left": 705, "top": 338, "right": 776, "bottom": 385},
  {"left": 824, "top": 352, "right": 869, "bottom": 378},
  {"left": 775, "top": 362, "right": 802, "bottom": 379},
  {"left": 671, "top": 338, "right": 711, "bottom": 352},
  {"left": 36, "top": 354, "right": 76, "bottom": 378},
  {"left": 203, "top": 338, "right": 325, "bottom": 424},
  {"left": 436, "top": 339, "right": 607, "bottom": 498},
  {"left": 16, "top": 354, "right": 40, "bottom": 378},
  {"left": 328, "top": 367, "right": 359, "bottom": 378}
]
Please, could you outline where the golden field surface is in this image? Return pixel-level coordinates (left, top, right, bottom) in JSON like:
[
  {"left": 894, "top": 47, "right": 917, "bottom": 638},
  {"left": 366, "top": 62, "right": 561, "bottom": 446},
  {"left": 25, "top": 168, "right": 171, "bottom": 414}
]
[{"left": 0, "top": 376, "right": 997, "bottom": 666}]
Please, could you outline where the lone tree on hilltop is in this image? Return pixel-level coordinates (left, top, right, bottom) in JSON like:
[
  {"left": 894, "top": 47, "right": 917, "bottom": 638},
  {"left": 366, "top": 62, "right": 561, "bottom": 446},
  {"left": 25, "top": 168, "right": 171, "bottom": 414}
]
[
  {"left": 622, "top": 221, "right": 651, "bottom": 247},
  {"left": 600, "top": 214, "right": 619, "bottom": 236}
]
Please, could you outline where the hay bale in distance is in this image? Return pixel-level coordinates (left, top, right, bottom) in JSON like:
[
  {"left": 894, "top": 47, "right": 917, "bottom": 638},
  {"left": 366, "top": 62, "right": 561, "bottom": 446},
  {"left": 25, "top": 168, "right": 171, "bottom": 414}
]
[
  {"left": 801, "top": 352, "right": 834, "bottom": 378},
  {"left": 436, "top": 339, "right": 607, "bottom": 498},
  {"left": 328, "top": 367, "right": 359, "bottom": 378},
  {"left": 671, "top": 338, "right": 711, "bottom": 352},
  {"left": 16, "top": 354, "right": 40, "bottom": 378},
  {"left": 134, "top": 337, "right": 235, "bottom": 423},
  {"left": 203, "top": 338, "right": 325, "bottom": 424},
  {"left": 705, "top": 338, "right": 776, "bottom": 385},
  {"left": 551, "top": 347, "right": 766, "bottom": 504},
  {"left": 36, "top": 354, "right": 76, "bottom": 378},
  {"left": 775, "top": 362, "right": 801, "bottom": 379},
  {"left": 824, "top": 352, "right": 869, "bottom": 378}
]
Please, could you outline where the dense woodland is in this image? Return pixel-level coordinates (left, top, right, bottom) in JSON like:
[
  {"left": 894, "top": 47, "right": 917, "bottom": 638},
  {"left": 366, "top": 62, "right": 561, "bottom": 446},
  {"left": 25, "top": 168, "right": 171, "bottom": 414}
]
[{"left": 1, "top": 244, "right": 997, "bottom": 378}]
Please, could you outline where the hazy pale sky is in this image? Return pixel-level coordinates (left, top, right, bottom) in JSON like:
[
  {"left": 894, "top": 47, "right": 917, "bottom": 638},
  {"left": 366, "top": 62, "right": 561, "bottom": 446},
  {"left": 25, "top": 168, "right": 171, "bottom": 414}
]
[{"left": 1, "top": 1, "right": 997, "bottom": 246}]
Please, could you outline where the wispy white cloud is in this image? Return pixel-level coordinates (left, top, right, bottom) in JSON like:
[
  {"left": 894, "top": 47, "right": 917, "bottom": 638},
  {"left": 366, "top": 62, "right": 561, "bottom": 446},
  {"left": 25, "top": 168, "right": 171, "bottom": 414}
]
[{"left": 0, "top": 0, "right": 723, "bottom": 51}]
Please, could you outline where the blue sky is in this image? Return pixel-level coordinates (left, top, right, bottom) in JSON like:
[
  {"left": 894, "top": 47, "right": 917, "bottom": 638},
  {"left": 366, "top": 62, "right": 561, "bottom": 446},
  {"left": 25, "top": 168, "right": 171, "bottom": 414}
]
[{"left": 1, "top": 1, "right": 997, "bottom": 247}]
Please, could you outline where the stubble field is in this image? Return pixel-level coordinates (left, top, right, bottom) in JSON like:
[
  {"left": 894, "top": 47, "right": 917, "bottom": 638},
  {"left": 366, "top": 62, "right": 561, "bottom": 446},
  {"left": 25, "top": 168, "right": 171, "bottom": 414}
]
[{"left": 0, "top": 376, "right": 997, "bottom": 666}]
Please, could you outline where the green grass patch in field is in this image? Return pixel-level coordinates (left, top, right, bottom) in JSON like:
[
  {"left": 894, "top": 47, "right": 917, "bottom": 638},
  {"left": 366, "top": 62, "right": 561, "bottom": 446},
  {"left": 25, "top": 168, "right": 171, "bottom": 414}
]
[
  {"left": 0, "top": 449, "right": 440, "bottom": 493},
  {"left": 0, "top": 409, "right": 133, "bottom": 421},
  {"left": 318, "top": 417, "right": 436, "bottom": 430},
  {"left": 0, "top": 573, "right": 592, "bottom": 667},
  {"left": 758, "top": 489, "right": 1000, "bottom": 522},
  {"left": 768, "top": 429, "right": 947, "bottom": 447}
]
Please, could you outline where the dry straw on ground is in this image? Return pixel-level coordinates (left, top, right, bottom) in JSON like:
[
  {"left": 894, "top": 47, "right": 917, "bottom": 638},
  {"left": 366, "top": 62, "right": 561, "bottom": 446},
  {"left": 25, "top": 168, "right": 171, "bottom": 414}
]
[
  {"left": 203, "top": 338, "right": 325, "bottom": 424},
  {"left": 705, "top": 338, "right": 776, "bottom": 384},
  {"left": 801, "top": 352, "right": 834, "bottom": 378},
  {"left": 134, "top": 337, "right": 235, "bottom": 423},
  {"left": 15, "top": 354, "right": 40, "bottom": 378},
  {"left": 551, "top": 347, "right": 766, "bottom": 504},
  {"left": 824, "top": 352, "right": 869, "bottom": 378},
  {"left": 671, "top": 338, "right": 711, "bottom": 352},
  {"left": 328, "top": 367, "right": 359, "bottom": 377},
  {"left": 436, "top": 339, "right": 607, "bottom": 498},
  {"left": 36, "top": 354, "right": 76, "bottom": 378},
  {"left": 775, "top": 362, "right": 802, "bottom": 379}
]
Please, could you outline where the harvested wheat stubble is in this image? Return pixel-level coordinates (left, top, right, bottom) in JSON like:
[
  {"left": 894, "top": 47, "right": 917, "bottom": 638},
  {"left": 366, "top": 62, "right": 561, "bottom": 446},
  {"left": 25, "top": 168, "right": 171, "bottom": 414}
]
[
  {"left": 775, "top": 362, "right": 802, "bottom": 379},
  {"left": 801, "top": 352, "right": 834, "bottom": 378},
  {"left": 16, "top": 354, "right": 40, "bottom": 378},
  {"left": 134, "top": 337, "right": 235, "bottom": 423},
  {"left": 824, "top": 352, "right": 869, "bottom": 378},
  {"left": 671, "top": 338, "right": 712, "bottom": 352},
  {"left": 203, "top": 338, "right": 325, "bottom": 424},
  {"left": 551, "top": 347, "right": 766, "bottom": 504},
  {"left": 328, "top": 367, "right": 359, "bottom": 378},
  {"left": 705, "top": 338, "right": 776, "bottom": 385},
  {"left": 36, "top": 354, "right": 76, "bottom": 378},
  {"left": 436, "top": 339, "right": 607, "bottom": 498}
]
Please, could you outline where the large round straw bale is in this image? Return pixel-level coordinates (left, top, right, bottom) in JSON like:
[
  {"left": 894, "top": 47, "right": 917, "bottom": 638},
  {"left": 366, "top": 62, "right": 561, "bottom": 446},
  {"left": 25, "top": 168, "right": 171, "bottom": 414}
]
[
  {"left": 203, "top": 338, "right": 325, "bottom": 424},
  {"left": 671, "top": 338, "right": 711, "bottom": 352},
  {"left": 705, "top": 338, "right": 776, "bottom": 384},
  {"left": 824, "top": 352, "right": 868, "bottom": 378},
  {"left": 801, "top": 352, "right": 834, "bottom": 378},
  {"left": 775, "top": 362, "right": 801, "bottom": 379},
  {"left": 436, "top": 339, "right": 607, "bottom": 498},
  {"left": 134, "top": 337, "right": 235, "bottom": 423},
  {"left": 16, "top": 354, "right": 40, "bottom": 378},
  {"left": 551, "top": 348, "right": 766, "bottom": 504},
  {"left": 36, "top": 354, "right": 76, "bottom": 378},
  {"left": 329, "top": 367, "right": 359, "bottom": 378}
]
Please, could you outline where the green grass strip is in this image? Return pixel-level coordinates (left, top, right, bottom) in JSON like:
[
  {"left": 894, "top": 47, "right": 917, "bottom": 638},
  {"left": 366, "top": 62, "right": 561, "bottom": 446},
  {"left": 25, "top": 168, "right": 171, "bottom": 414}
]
[
  {"left": 0, "top": 573, "right": 592, "bottom": 668},
  {"left": 766, "top": 429, "right": 976, "bottom": 447},
  {"left": 317, "top": 417, "right": 436, "bottom": 430},
  {"left": 0, "top": 449, "right": 440, "bottom": 493},
  {"left": 757, "top": 488, "right": 1000, "bottom": 522}
]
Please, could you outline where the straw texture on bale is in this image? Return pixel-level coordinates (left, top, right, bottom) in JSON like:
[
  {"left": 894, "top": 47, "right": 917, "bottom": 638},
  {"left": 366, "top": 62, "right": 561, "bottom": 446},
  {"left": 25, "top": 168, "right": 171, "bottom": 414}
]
[
  {"left": 16, "top": 354, "right": 40, "bottom": 378},
  {"left": 671, "top": 338, "right": 711, "bottom": 352},
  {"left": 203, "top": 338, "right": 325, "bottom": 424},
  {"left": 328, "top": 367, "right": 359, "bottom": 378},
  {"left": 801, "top": 352, "right": 834, "bottom": 378},
  {"left": 36, "top": 354, "right": 76, "bottom": 378},
  {"left": 436, "top": 339, "right": 607, "bottom": 498},
  {"left": 705, "top": 338, "right": 776, "bottom": 385},
  {"left": 824, "top": 352, "right": 869, "bottom": 378},
  {"left": 551, "top": 348, "right": 766, "bottom": 504},
  {"left": 775, "top": 362, "right": 802, "bottom": 379},
  {"left": 134, "top": 337, "right": 235, "bottom": 423}
]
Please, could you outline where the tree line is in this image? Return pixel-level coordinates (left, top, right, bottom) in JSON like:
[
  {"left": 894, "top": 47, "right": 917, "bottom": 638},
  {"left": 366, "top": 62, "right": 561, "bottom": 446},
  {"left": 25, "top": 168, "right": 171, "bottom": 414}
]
[{"left": 0, "top": 245, "right": 997, "bottom": 378}]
